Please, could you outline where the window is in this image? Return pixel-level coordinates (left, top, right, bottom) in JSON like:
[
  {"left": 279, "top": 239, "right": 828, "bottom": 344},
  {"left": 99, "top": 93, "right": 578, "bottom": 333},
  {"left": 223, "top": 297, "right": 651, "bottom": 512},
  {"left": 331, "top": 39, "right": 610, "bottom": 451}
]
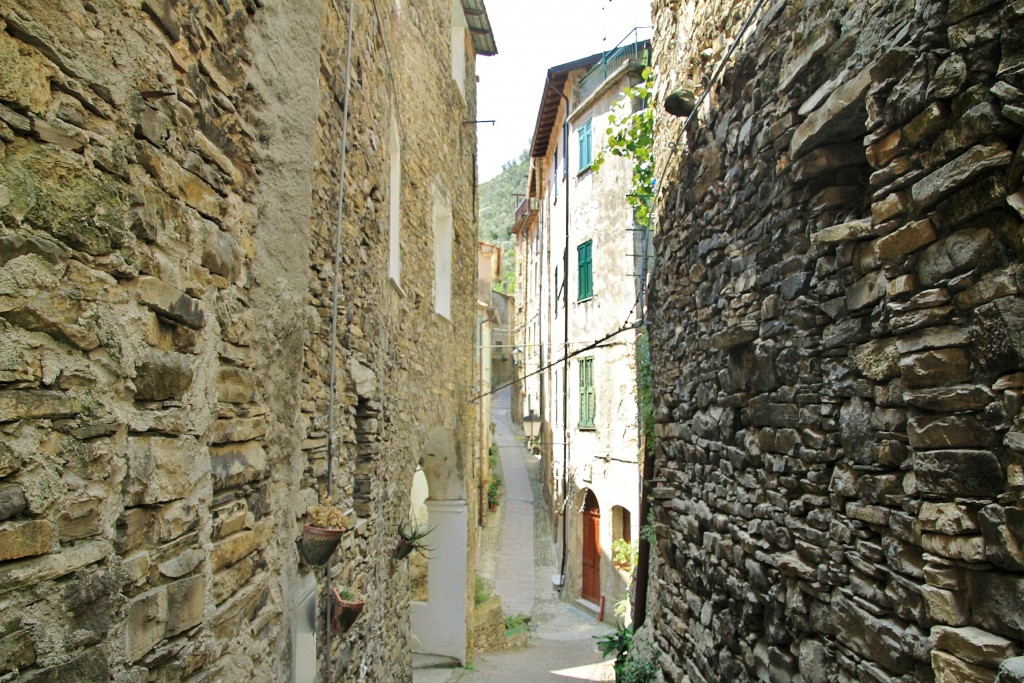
[
  {"left": 578, "top": 119, "right": 593, "bottom": 172},
  {"left": 577, "top": 240, "right": 593, "bottom": 301},
  {"left": 389, "top": 115, "right": 401, "bottom": 284},
  {"left": 433, "top": 185, "right": 453, "bottom": 319},
  {"left": 554, "top": 368, "right": 562, "bottom": 428},
  {"left": 562, "top": 135, "right": 567, "bottom": 179},
  {"left": 554, "top": 265, "right": 560, "bottom": 318},
  {"left": 579, "top": 357, "right": 595, "bottom": 429},
  {"left": 612, "top": 506, "right": 632, "bottom": 569},
  {"left": 553, "top": 150, "right": 558, "bottom": 201}
]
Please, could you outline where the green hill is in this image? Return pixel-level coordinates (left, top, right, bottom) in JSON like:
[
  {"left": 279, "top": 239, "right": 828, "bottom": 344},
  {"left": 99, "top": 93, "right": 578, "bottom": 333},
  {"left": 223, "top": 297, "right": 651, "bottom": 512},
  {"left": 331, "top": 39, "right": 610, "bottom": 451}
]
[{"left": 478, "top": 150, "right": 529, "bottom": 293}]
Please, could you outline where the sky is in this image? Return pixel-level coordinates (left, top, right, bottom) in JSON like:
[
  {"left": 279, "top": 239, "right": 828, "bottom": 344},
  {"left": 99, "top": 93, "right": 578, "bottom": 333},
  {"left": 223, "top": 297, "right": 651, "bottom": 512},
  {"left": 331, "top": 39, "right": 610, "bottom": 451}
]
[{"left": 475, "top": 0, "right": 653, "bottom": 183}]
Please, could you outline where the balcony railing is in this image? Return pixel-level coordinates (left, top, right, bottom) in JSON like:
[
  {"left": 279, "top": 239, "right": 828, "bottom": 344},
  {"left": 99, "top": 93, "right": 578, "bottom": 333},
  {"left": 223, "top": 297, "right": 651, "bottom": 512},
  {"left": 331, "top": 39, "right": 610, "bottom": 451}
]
[
  {"left": 577, "top": 27, "right": 651, "bottom": 105},
  {"left": 512, "top": 196, "right": 538, "bottom": 234}
]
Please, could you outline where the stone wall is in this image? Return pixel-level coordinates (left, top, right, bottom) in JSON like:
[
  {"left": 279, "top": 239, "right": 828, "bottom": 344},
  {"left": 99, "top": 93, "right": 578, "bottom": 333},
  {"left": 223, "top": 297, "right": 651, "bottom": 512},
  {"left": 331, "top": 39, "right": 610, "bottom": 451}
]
[
  {"left": 0, "top": 0, "right": 481, "bottom": 681},
  {"left": 648, "top": 0, "right": 1024, "bottom": 681}
]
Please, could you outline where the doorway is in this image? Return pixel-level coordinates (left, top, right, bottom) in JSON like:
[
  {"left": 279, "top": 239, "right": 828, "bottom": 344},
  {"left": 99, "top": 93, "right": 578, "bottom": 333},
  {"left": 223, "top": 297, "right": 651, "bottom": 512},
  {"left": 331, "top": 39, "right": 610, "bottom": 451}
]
[{"left": 582, "top": 489, "right": 601, "bottom": 604}]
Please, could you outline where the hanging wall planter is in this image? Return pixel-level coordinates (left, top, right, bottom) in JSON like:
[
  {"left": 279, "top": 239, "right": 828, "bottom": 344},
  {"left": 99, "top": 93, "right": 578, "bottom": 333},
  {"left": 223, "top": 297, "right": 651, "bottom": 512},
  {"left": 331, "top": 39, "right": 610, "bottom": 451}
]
[
  {"left": 393, "top": 521, "right": 436, "bottom": 560},
  {"left": 298, "top": 501, "right": 348, "bottom": 566},
  {"left": 332, "top": 588, "right": 365, "bottom": 634}
]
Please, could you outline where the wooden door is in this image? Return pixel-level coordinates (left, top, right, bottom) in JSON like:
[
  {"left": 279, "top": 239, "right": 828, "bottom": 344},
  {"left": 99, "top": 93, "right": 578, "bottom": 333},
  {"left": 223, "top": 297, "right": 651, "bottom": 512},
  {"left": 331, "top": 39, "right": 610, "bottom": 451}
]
[{"left": 582, "top": 490, "right": 601, "bottom": 604}]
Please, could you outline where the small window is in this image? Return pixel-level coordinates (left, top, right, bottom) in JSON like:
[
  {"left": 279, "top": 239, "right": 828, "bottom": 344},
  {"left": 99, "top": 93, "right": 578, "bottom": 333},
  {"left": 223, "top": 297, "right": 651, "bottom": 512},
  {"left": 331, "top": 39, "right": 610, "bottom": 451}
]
[
  {"left": 578, "top": 119, "right": 593, "bottom": 172},
  {"left": 579, "top": 357, "right": 595, "bottom": 429},
  {"left": 577, "top": 240, "right": 593, "bottom": 301},
  {"left": 553, "top": 150, "right": 558, "bottom": 201},
  {"left": 554, "top": 265, "right": 559, "bottom": 318},
  {"left": 433, "top": 186, "right": 453, "bottom": 319},
  {"left": 554, "top": 368, "right": 562, "bottom": 428}
]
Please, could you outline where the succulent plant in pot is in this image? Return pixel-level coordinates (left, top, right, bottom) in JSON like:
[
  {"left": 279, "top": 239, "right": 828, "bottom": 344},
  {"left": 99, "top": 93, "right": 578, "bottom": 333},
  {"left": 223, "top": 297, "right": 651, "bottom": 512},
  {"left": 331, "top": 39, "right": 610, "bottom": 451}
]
[
  {"left": 299, "top": 498, "right": 349, "bottom": 566},
  {"left": 393, "top": 521, "right": 436, "bottom": 560},
  {"left": 331, "top": 587, "right": 365, "bottom": 634}
]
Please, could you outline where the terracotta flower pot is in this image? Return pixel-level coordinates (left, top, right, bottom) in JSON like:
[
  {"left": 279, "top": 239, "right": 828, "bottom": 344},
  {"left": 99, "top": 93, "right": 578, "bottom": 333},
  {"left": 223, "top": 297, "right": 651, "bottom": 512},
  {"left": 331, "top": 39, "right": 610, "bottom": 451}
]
[
  {"left": 332, "top": 588, "right": 365, "bottom": 634},
  {"left": 299, "top": 524, "right": 343, "bottom": 566}
]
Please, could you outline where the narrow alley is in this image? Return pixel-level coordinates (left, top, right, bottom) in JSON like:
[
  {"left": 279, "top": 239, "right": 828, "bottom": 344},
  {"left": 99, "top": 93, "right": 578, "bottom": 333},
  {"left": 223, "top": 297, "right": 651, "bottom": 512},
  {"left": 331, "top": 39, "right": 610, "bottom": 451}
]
[{"left": 415, "top": 387, "right": 615, "bottom": 683}]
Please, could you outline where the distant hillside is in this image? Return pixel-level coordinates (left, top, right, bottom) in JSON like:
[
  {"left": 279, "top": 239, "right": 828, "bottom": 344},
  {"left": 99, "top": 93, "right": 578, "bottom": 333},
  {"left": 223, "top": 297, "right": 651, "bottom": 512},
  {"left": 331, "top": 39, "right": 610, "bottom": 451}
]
[{"left": 479, "top": 150, "right": 528, "bottom": 293}]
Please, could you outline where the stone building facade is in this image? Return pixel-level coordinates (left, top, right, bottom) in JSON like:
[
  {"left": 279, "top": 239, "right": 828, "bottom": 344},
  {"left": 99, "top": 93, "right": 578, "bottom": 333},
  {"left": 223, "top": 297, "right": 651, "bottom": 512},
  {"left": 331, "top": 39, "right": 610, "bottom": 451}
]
[
  {"left": 0, "top": 0, "right": 493, "bottom": 681},
  {"left": 647, "top": 0, "right": 1024, "bottom": 681}
]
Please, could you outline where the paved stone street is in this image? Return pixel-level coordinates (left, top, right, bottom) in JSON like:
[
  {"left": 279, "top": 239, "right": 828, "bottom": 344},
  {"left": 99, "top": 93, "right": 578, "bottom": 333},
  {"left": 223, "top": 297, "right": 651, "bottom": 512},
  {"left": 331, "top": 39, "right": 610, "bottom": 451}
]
[{"left": 415, "top": 387, "right": 615, "bottom": 683}]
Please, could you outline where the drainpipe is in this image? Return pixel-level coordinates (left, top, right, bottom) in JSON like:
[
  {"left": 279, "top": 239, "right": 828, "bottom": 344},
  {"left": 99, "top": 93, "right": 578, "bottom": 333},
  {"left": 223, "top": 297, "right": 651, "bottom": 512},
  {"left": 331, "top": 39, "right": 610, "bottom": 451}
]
[
  {"left": 478, "top": 314, "right": 487, "bottom": 526},
  {"left": 633, "top": 211, "right": 653, "bottom": 627},
  {"left": 632, "top": 383, "right": 654, "bottom": 627},
  {"left": 324, "top": 0, "right": 356, "bottom": 677}
]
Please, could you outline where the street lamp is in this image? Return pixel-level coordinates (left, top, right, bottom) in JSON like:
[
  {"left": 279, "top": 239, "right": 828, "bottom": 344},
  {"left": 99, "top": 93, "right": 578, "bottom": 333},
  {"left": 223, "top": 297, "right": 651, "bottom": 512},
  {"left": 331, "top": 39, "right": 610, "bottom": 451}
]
[{"left": 522, "top": 412, "right": 542, "bottom": 439}]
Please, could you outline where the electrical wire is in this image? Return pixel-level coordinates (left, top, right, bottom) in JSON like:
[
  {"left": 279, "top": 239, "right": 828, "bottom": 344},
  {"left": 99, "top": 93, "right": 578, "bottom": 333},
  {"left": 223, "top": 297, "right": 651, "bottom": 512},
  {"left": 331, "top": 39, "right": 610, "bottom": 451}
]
[
  {"left": 656, "top": 0, "right": 774, "bottom": 201},
  {"left": 469, "top": 319, "right": 642, "bottom": 403}
]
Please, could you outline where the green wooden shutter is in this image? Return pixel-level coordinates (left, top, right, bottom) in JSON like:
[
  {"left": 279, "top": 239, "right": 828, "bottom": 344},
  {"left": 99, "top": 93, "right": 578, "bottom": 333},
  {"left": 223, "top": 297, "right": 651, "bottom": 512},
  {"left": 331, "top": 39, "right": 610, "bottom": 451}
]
[
  {"left": 579, "top": 357, "right": 595, "bottom": 428},
  {"left": 578, "top": 119, "right": 592, "bottom": 171},
  {"left": 577, "top": 240, "right": 593, "bottom": 300}
]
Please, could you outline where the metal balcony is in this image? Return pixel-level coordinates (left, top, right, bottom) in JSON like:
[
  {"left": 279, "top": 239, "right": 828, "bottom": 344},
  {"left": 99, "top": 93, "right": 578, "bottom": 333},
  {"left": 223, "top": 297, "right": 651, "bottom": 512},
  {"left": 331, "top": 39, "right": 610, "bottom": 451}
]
[{"left": 512, "top": 196, "right": 538, "bottom": 235}]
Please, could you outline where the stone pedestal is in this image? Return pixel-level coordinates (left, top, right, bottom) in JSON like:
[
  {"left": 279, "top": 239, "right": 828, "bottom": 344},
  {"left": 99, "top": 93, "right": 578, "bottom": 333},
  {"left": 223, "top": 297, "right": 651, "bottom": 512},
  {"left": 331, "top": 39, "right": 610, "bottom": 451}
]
[{"left": 411, "top": 499, "right": 468, "bottom": 664}]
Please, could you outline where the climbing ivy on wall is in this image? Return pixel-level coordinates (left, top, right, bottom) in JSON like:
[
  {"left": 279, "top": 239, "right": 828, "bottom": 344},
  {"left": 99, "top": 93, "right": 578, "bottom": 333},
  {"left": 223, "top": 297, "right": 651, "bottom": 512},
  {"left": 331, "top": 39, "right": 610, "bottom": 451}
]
[{"left": 593, "top": 66, "right": 655, "bottom": 228}]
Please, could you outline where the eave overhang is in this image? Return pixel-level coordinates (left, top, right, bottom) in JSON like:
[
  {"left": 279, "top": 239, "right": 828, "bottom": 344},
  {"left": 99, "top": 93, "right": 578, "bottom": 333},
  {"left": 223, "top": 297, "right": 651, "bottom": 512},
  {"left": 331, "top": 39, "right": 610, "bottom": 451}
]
[{"left": 461, "top": 0, "right": 497, "bottom": 56}]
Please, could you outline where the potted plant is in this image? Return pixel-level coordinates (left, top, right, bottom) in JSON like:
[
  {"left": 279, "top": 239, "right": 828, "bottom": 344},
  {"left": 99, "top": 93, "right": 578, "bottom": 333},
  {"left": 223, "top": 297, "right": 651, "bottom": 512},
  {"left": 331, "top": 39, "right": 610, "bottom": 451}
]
[
  {"left": 393, "top": 521, "right": 435, "bottom": 560},
  {"left": 331, "top": 587, "right": 365, "bottom": 634},
  {"left": 595, "top": 621, "right": 632, "bottom": 682},
  {"left": 487, "top": 477, "right": 501, "bottom": 511},
  {"left": 299, "top": 499, "right": 348, "bottom": 566}
]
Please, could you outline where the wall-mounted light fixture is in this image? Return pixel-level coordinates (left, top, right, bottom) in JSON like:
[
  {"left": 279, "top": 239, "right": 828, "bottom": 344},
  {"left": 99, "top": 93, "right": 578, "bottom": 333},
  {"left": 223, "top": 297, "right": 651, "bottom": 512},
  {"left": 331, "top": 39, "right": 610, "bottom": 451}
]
[{"left": 522, "top": 412, "right": 542, "bottom": 439}]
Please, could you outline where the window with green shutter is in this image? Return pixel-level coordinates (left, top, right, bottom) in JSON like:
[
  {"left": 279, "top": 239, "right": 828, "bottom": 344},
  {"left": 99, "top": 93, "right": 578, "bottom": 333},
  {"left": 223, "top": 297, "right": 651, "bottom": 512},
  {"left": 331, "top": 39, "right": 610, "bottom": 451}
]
[
  {"left": 579, "top": 357, "right": 595, "bottom": 429},
  {"left": 577, "top": 240, "right": 593, "bottom": 301},
  {"left": 578, "top": 119, "right": 593, "bottom": 172}
]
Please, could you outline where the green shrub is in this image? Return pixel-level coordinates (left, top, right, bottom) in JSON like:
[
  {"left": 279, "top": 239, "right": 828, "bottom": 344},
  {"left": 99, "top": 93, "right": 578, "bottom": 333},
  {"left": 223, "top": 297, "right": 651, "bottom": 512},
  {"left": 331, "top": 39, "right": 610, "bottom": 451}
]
[
  {"left": 618, "top": 657, "right": 658, "bottom": 683},
  {"left": 503, "top": 613, "right": 529, "bottom": 630},
  {"left": 473, "top": 576, "right": 493, "bottom": 605},
  {"left": 612, "top": 538, "right": 638, "bottom": 572}
]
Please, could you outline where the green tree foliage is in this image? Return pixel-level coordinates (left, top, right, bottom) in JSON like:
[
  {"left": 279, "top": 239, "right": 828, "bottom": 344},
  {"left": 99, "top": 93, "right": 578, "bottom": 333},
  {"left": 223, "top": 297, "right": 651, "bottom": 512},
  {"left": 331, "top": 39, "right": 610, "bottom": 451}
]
[
  {"left": 478, "top": 150, "right": 529, "bottom": 293},
  {"left": 592, "top": 67, "right": 655, "bottom": 227}
]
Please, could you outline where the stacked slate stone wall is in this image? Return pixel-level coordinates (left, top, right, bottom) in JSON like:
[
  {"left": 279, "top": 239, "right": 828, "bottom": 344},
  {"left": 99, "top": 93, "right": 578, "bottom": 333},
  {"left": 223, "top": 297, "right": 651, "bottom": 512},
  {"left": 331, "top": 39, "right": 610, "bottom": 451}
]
[
  {"left": 648, "top": 0, "right": 1024, "bottom": 681},
  {"left": 0, "top": 0, "right": 480, "bottom": 681}
]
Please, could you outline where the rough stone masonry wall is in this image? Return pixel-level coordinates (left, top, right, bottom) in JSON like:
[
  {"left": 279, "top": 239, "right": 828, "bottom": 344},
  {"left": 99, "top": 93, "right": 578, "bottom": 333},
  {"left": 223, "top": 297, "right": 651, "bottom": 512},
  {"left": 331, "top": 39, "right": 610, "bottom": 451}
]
[
  {"left": 648, "top": 0, "right": 1024, "bottom": 682},
  {"left": 0, "top": 0, "right": 479, "bottom": 681}
]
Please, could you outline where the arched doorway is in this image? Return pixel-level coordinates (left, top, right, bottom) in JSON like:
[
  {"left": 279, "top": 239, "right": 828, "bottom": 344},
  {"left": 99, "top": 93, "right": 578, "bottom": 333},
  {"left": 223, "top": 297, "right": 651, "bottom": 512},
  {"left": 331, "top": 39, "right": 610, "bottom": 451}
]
[{"left": 582, "top": 489, "right": 601, "bottom": 604}]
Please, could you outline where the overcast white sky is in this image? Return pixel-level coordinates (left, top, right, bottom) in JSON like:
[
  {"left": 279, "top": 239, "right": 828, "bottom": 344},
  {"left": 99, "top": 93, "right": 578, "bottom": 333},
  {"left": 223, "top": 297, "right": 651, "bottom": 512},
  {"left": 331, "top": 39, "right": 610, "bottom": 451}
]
[{"left": 476, "top": 0, "right": 653, "bottom": 183}]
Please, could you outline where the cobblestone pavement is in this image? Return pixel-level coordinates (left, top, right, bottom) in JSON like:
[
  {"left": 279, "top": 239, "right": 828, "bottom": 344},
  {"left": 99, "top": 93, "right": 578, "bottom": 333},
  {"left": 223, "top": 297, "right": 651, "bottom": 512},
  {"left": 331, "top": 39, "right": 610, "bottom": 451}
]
[{"left": 414, "top": 387, "right": 614, "bottom": 683}]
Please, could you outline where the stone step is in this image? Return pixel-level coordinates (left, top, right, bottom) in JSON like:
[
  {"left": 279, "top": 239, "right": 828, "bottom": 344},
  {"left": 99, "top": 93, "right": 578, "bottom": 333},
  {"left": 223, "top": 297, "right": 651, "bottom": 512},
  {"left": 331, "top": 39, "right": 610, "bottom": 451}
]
[
  {"left": 572, "top": 598, "right": 601, "bottom": 621},
  {"left": 411, "top": 653, "right": 461, "bottom": 670}
]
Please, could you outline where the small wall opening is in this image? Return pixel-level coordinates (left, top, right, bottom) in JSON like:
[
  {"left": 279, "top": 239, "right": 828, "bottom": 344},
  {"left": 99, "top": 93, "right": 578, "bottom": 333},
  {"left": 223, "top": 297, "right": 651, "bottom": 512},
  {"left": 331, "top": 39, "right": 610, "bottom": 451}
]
[
  {"left": 611, "top": 505, "right": 632, "bottom": 569},
  {"left": 410, "top": 467, "right": 429, "bottom": 601}
]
